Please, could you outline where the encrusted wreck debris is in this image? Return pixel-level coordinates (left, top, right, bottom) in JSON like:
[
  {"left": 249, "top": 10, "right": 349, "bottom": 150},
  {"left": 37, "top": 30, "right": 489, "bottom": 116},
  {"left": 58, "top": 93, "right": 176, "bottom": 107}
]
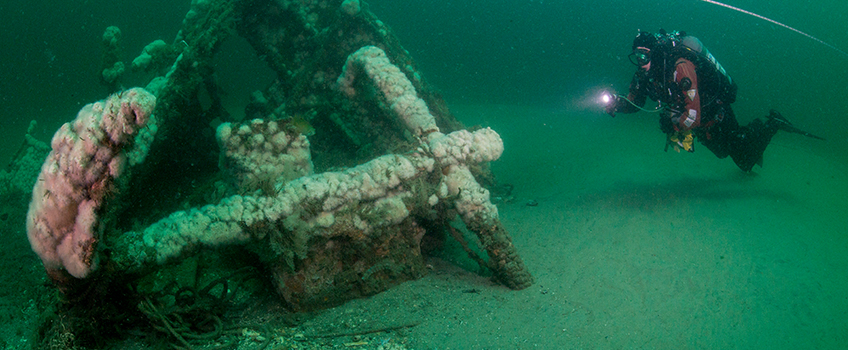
[{"left": 17, "top": 1, "right": 532, "bottom": 345}]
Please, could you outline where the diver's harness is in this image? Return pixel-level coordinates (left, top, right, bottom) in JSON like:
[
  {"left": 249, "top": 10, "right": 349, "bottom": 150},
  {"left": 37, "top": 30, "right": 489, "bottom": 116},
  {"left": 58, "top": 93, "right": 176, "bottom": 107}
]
[
  {"left": 621, "top": 31, "right": 736, "bottom": 114},
  {"left": 617, "top": 30, "right": 738, "bottom": 152}
]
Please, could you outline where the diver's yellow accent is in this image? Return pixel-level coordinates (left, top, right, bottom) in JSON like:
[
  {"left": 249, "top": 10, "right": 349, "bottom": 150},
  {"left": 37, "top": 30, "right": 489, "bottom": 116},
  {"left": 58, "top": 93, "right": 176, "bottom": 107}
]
[{"left": 668, "top": 130, "right": 694, "bottom": 153}]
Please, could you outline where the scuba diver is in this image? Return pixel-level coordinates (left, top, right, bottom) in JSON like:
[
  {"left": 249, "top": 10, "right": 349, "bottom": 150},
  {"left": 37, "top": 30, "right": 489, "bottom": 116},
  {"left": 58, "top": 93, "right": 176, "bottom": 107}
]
[{"left": 604, "top": 29, "right": 823, "bottom": 172}]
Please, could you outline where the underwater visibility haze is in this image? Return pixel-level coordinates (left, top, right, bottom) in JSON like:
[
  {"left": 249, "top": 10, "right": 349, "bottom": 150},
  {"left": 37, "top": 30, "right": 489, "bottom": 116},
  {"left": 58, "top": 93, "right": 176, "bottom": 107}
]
[{"left": 1, "top": 0, "right": 847, "bottom": 348}]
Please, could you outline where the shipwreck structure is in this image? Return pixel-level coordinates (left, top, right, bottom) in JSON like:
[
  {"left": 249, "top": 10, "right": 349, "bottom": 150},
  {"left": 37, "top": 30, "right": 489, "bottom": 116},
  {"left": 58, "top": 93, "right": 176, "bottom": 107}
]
[{"left": 15, "top": 1, "right": 532, "bottom": 344}]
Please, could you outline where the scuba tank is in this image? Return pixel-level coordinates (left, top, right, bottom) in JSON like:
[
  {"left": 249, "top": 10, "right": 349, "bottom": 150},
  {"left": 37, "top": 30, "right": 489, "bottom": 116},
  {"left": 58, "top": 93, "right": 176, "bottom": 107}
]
[
  {"left": 662, "top": 31, "right": 738, "bottom": 105},
  {"left": 677, "top": 35, "right": 737, "bottom": 104}
]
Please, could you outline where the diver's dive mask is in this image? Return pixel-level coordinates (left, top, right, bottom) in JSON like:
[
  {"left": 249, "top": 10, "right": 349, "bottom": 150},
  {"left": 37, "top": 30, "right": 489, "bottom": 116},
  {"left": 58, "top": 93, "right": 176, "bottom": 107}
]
[{"left": 629, "top": 47, "right": 651, "bottom": 66}]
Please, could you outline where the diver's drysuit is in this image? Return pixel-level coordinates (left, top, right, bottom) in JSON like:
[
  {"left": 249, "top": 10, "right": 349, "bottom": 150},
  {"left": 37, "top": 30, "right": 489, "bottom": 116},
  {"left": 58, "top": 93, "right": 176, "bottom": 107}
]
[{"left": 608, "top": 30, "right": 781, "bottom": 172}]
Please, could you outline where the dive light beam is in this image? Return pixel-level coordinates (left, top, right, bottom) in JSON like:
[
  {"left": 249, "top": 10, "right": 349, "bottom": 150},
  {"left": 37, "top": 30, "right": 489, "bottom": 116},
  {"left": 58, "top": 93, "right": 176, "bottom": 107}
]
[{"left": 699, "top": 0, "right": 848, "bottom": 58}]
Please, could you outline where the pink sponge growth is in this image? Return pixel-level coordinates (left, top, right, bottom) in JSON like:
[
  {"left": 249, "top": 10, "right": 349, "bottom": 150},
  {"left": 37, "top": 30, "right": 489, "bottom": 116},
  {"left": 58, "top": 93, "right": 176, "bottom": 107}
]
[{"left": 26, "top": 88, "right": 155, "bottom": 279}]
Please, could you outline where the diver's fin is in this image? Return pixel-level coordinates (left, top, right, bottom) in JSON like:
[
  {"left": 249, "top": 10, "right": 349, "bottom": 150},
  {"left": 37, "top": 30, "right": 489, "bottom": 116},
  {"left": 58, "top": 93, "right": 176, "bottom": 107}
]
[{"left": 767, "top": 110, "right": 826, "bottom": 141}]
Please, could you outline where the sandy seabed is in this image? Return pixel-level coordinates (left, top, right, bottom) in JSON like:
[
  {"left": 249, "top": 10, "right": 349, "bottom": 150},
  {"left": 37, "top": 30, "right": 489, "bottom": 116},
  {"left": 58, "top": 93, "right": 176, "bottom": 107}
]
[
  {"left": 304, "top": 103, "right": 848, "bottom": 349},
  {"left": 2, "top": 103, "right": 845, "bottom": 350}
]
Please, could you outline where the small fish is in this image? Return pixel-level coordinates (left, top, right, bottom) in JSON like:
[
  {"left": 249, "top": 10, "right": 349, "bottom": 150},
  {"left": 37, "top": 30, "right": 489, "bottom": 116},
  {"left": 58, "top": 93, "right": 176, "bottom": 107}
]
[{"left": 290, "top": 114, "right": 315, "bottom": 136}]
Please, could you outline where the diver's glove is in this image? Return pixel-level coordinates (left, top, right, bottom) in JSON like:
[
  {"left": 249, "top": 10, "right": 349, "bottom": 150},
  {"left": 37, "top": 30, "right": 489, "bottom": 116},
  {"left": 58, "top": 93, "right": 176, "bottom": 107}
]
[
  {"left": 659, "top": 115, "right": 675, "bottom": 134},
  {"left": 667, "top": 129, "right": 694, "bottom": 153},
  {"left": 604, "top": 94, "right": 619, "bottom": 117}
]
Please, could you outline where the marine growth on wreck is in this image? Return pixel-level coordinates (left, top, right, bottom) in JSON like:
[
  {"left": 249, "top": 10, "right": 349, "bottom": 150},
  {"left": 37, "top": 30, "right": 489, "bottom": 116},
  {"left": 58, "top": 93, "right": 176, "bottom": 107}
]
[{"left": 7, "top": 0, "right": 532, "bottom": 347}]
